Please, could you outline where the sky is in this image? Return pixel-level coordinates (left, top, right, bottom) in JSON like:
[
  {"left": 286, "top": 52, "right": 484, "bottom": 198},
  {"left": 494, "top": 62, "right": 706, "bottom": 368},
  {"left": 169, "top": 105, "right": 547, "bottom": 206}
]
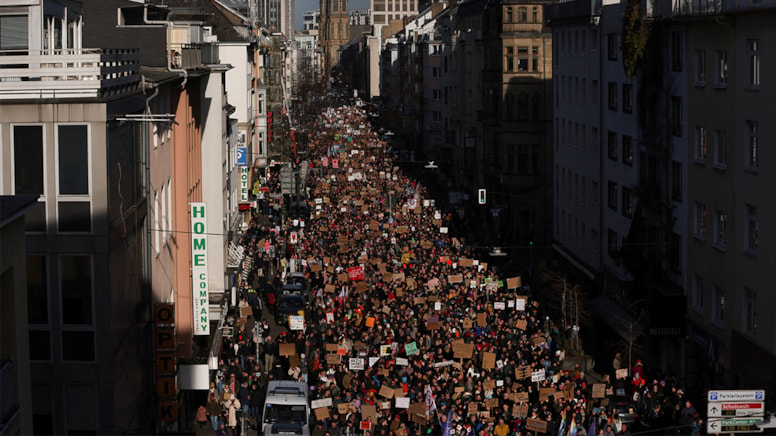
[{"left": 295, "top": 0, "right": 370, "bottom": 30}]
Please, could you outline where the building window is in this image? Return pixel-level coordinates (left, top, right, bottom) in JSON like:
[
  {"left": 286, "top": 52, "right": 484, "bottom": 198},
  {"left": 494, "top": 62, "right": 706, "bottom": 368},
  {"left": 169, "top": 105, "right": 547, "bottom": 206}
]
[
  {"left": 505, "top": 47, "right": 514, "bottom": 71},
  {"left": 692, "top": 274, "right": 704, "bottom": 311},
  {"left": 62, "top": 331, "right": 95, "bottom": 361},
  {"left": 622, "top": 83, "right": 633, "bottom": 113},
  {"left": 607, "top": 181, "right": 617, "bottom": 211},
  {"left": 671, "top": 161, "right": 682, "bottom": 202},
  {"left": 608, "top": 131, "right": 618, "bottom": 160},
  {"left": 432, "top": 67, "right": 441, "bottom": 78},
  {"left": 622, "top": 187, "right": 633, "bottom": 217},
  {"left": 60, "top": 255, "right": 93, "bottom": 325},
  {"left": 622, "top": 135, "right": 633, "bottom": 166},
  {"left": 712, "top": 284, "right": 724, "bottom": 323},
  {"left": 29, "top": 330, "right": 51, "bottom": 361},
  {"left": 154, "top": 190, "right": 160, "bottom": 255},
  {"left": 746, "top": 287, "right": 757, "bottom": 335},
  {"left": 57, "top": 125, "right": 91, "bottom": 233},
  {"left": 695, "top": 126, "right": 707, "bottom": 162},
  {"left": 671, "top": 96, "right": 682, "bottom": 136},
  {"left": 517, "top": 47, "right": 528, "bottom": 71},
  {"left": 505, "top": 7, "right": 513, "bottom": 22},
  {"left": 746, "top": 204, "right": 758, "bottom": 253},
  {"left": 532, "top": 7, "right": 539, "bottom": 22},
  {"left": 713, "top": 130, "right": 726, "bottom": 168},
  {"left": 518, "top": 7, "right": 527, "bottom": 22},
  {"left": 694, "top": 201, "right": 706, "bottom": 239},
  {"left": 532, "top": 47, "right": 539, "bottom": 71},
  {"left": 607, "top": 33, "right": 617, "bottom": 60},
  {"left": 748, "top": 39, "right": 759, "bottom": 87},
  {"left": 695, "top": 49, "right": 705, "bottom": 84},
  {"left": 715, "top": 49, "right": 728, "bottom": 86},
  {"left": 713, "top": 209, "right": 727, "bottom": 249},
  {"left": 27, "top": 256, "right": 48, "bottom": 324},
  {"left": 671, "top": 31, "right": 682, "bottom": 71},
  {"left": 746, "top": 120, "right": 758, "bottom": 170},
  {"left": 608, "top": 82, "right": 617, "bottom": 110},
  {"left": 14, "top": 125, "right": 45, "bottom": 195},
  {"left": 607, "top": 229, "right": 618, "bottom": 259}
]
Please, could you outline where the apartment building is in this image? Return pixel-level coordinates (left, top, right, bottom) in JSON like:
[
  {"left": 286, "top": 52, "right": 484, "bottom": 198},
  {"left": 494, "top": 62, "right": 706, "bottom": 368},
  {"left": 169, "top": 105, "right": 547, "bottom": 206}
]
[
  {"left": 372, "top": 0, "right": 420, "bottom": 26},
  {"left": 0, "top": 2, "right": 150, "bottom": 432},
  {"left": 681, "top": 2, "right": 776, "bottom": 393}
]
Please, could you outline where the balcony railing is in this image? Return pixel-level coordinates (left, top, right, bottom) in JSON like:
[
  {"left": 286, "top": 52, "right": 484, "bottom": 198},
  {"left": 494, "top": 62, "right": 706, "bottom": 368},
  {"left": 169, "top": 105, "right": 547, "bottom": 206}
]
[
  {"left": 0, "top": 48, "right": 140, "bottom": 100},
  {"left": 672, "top": 0, "right": 723, "bottom": 15}
]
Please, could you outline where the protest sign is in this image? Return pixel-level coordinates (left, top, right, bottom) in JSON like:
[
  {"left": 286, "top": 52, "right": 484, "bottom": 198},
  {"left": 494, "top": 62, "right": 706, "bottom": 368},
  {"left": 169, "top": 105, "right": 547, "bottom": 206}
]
[{"left": 279, "top": 343, "right": 295, "bottom": 356}]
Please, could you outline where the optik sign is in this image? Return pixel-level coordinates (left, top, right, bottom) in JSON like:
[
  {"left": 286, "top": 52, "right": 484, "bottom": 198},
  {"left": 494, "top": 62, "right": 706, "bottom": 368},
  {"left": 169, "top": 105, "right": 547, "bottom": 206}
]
[
  {"left": 190, "top": 203, "right": 209, "bottom": 335},
  {"left": 239, "top": 166, "right": 249, "bottom": 202}
]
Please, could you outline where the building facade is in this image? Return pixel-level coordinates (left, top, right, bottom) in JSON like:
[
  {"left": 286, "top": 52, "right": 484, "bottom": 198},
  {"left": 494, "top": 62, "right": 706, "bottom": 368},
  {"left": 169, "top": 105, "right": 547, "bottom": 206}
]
[{"left": 319, "top": 0, "right": 350, "bottom": 75}]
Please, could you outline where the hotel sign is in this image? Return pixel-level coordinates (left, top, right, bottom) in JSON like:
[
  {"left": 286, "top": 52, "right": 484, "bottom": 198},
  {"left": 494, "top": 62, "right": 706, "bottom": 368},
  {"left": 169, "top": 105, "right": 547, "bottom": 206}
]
[
  {"left": 239, "top": 166, "right": 249, "bottom": 202},
  {"left": 191, "top": 203, "right": 209, "bottom": 335}
]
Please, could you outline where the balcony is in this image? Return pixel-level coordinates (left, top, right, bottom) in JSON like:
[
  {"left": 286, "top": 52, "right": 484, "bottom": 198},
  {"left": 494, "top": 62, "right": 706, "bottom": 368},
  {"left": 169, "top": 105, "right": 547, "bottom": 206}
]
[
  {"left": 0, "top": 48, "right": 140, "bottom": 100},
  {"left": 171, "top": 42, "right": 220, "bottom": 69},
  {"left": 672, "top": 0, "right": 723, "bottom": 15}
]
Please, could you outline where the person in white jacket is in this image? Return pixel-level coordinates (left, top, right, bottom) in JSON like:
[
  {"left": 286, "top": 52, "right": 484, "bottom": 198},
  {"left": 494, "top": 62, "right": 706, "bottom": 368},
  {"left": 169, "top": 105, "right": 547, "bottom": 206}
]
[{"left": 226, "top": 398, "right": 241, "bottom": 436}]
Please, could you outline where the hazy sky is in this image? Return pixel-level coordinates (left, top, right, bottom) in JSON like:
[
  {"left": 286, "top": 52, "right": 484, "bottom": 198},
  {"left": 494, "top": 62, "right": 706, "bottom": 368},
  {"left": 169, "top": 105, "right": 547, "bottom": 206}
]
[{"left": 295, "top": 0, "right": 370, "bottom": 29}]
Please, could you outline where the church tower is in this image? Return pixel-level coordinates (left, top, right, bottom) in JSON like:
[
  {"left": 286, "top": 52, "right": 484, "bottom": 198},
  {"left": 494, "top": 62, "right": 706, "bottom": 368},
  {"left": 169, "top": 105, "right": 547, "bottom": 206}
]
[{"left": 319, "top": 0, "right": 349, "bottom": 77}]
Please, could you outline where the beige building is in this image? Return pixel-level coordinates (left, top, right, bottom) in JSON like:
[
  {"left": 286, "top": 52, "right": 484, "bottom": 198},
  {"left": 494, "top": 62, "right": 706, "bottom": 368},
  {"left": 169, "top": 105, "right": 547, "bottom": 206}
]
[
  {"left": 319, "top": 0, "right": 350, "bottom": 75},
  {"left": 371, "top": 0, "right": 419, "bottom": 26}
]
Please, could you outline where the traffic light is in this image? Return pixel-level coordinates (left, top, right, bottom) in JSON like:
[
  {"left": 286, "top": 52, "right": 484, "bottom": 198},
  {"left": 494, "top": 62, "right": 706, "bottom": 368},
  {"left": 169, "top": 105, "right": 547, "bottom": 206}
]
[{"left": 478, "top": 189, "right": 486, "bottom": 205}]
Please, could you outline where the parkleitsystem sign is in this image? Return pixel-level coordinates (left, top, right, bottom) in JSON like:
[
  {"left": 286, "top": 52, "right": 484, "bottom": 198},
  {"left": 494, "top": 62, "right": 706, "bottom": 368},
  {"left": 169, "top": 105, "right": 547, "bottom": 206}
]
[
  {"left": 191, "top": 203, "right": 209, "bottom": 335},
  {"left": 707, "top": 390, "right": 765, "bottom": 434}
]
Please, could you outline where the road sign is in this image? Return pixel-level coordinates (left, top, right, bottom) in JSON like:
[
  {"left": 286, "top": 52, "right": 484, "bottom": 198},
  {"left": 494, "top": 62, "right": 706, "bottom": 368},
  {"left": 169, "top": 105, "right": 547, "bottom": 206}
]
[
  {"left": 708, "top": 402, "right": 765, "bottom": 418},
  {"left": 708, "top": 390, "right": 765, "bottom": 402},
  {"left": 707, "top": 417, "right": 764, "bottom": 434}
]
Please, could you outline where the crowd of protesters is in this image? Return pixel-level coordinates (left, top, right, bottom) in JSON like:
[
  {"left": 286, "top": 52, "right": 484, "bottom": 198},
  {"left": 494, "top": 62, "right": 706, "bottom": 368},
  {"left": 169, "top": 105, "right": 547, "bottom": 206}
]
[{"left": 199, "top": 103, "right": 701, "bottom": 436}]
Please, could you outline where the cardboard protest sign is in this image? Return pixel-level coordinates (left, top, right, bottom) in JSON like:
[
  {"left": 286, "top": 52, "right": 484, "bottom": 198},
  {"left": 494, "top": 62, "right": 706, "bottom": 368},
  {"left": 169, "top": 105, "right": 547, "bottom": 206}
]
[
  {"left": 310, "top": 263, "right": 322, "bottom": 272},
  {"left": 453, "top": 342, "right": 474, "bottom": 359},
  {"left": 483, "top": 380, "right": 496, "bottom": 390},
  {"left": 379, "top": 385, "right": 394, "bottom": 399},
  {"left": 507, "top": 277, "right": 522, "bottom": 289},
  {"left": 477, "top": 313, "right": 488, "bottom": 327},
  {"left": 513, "top": 403, "right": 529, "bottom": 418},
  {"left": 592, "top": 383, "right": 606, "bottom": 399},
  {"left": 482, "top": 352, "right": 496, "bottom": 370},
  {"left": 516, "top": 319, "right": 528, "bottom": 330},
  {"left": 485, "top": 398, "right": 499, "bottom": 409},
  {"left": 337, "top": 273, "right": 348, "bottom": 283},
  {"left": 338, "top": 402, "right": 355, "bottom": 414},
  {"left": 326, "top": 354, "right": 341, "bottom": 365},
  {"left": 462, "top": 318, "right": 473, "bottom": 329},
  {"left": 361, "top": 405, "right": 377, "bottom": 424},
  {"left": 526, "top": 418, "right": 548, "bottom": 433},
  {"left": 355, "top": 282, "right": 368, "bottom": 293},
  {"left": 393, "top": 272, "right": 405, "bottom": 282},
  {"left": 325, "top": 343, "right": 339, "bottom": 352},
  {"left": 459, "top": 258, "right": 474, "bottom": 267},
  {"left": 616, "top": 368, "right": 629, "bottom": 379},
  {"left": 515, "top": 366, "right": 531, "bottom": 379},
  {"left": 279, "top": 343, "right": 296, "bottom": 356},
  {"left": 516, "top": 391, "right": 530, "bottom": 403},
  {"left": 325, "top": 284, "right": 336, "bottom": 293},
  {"left": 240, "top": 306, "right": 252, "bottom": 318},
  {"left": 447, "top": 274, "right": 463, "bottom": 284},
  {"left": 532, "top": 335, "right": 546, "bottom": 346},
  {"left": 539, "top": 388, "right": 555, "bottom": 402},
  {"left": 314, "top": 407, "right": 330, "bottom": 420},
  {"left": 468, "top": 403, "right": 479, "bottom": 414},
  {"left": 289, "top": 355, "right": 299, "bottom": 368},
  {"left": 365, "top": 317, "right": 375, "bottom": 328}
]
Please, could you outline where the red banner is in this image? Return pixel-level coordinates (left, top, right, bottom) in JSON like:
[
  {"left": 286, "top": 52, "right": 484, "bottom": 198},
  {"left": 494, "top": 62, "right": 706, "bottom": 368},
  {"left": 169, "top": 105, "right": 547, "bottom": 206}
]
[{"left": 347, "top": 267, "right": 364, "bottom": 281}]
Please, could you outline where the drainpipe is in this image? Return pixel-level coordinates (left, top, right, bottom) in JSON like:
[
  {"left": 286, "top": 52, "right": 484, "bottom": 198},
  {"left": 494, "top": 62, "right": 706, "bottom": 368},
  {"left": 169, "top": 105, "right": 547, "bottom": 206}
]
[
  {"left": 142, "top": 74, "right": 160, "bottom": 432},
  {"left": 144, "top": 4, "right": 188, "bottom": 88}
]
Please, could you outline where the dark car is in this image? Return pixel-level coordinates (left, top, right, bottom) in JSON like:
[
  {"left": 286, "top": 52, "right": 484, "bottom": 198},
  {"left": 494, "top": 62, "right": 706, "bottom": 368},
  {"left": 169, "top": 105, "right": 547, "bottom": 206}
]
[
  {"left": 285, "top": 273, "right": 310, "bottom": 294},
  {"left": 274, "top": 293, "right": 305, "bottom": 326}
]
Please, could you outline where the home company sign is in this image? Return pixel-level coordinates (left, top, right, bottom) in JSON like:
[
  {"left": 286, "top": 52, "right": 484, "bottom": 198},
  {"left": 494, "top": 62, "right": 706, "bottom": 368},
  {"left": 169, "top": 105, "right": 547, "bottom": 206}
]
[{"left": 191, "top": 203, "right": 209, "bottom": 335}]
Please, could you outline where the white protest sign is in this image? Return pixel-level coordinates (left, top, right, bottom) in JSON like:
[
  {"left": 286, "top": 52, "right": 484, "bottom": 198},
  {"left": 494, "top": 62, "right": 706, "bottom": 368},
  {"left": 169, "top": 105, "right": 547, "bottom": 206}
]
[
  {"left": 311, "top": 398, "right": 333, "bottom": 409},
  {"left": 349, "top": 358, "right": 365, "bottom": 370}
]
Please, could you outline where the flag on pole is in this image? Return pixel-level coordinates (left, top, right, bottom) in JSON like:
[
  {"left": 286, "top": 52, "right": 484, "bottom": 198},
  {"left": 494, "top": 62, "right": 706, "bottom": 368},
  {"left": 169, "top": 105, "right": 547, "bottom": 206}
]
[
  {"left": 441, "top": 408, "right": 453, "bottom": 436},
  {"left": 569, "top": 415, "right": 578, "bottom": 436},
  {"left": 425, "top": 385, "right": 437, "bottom": 419},
  {"left": 557, "top": 414, "right": 567, "bottom": 436}
]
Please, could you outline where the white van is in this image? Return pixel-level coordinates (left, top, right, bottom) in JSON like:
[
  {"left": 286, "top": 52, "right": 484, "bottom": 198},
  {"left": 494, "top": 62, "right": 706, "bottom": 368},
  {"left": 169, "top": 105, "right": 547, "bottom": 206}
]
[{"left": 262, "top": 380, "right": 310, "bottom": 435}]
